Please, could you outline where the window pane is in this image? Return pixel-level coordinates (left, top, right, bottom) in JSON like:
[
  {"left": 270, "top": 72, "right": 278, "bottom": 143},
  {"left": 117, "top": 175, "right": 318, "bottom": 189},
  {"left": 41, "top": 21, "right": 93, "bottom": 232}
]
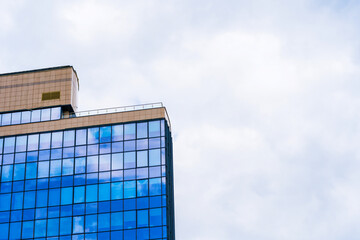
[
  {"left": 112, "top": 125, "right": 123, "bottom": 141},
  {"left": 100, "top": 126, "right": 111, "bottom": 143},
  {"left": 27, "top": 134, "right": 39, "bottom": 151},
  {"left": 24, "top": 191, "right": 35, "bottom": 209},
  {"left": 39, "top": 133, "right": 51, "bottom": 150},
  {"left": 99, "top": 183, "right": 110, "bottom": 201},
  {"left": 149, "top": 178, "right": 161, "bottom": 196},
  {"left": 41, "top": 108, "right": 51, "bottom": 121},
  {"left": 73, "top": 216, "right": 84, "bottom": 234},
  {"left": 22, "top": 221, "right": 34, "bottom": 239},
  {"left": 0, "top": 194, "right": 11, "bottom": 211},
  {"left": 88, "top": 127, "right": 99, "bottom": 144},
  {"left": 31, "top": 110, "right": 41, "bottom": 123},
  {"left": 98, "top": 213, "right": 110, "bottom": 231},
  {"left": 49, "top": 188, "right": 60, "bottom": 206},
  {"left": 150, "top": 208, "right": 162, "bottom": 226},
  {"left": 38, "top": 161, "right": 49, "bottom": 178},
  {"left": 149, "top": 149, "right": 160, "bottom": 166},
  {"left": 10, "top": 222, "right": 21, "bottom": 239},
  {"left": 137, "top": 209, "right": 149, "bottom": 227},
  {"left": 26, "top": 163, "right": 37, "bottom": 179},
  {"left": 11, "top": 112, "right": 21, "bottom": 125},
  {"left": 50, "top": 160, "right": 62, "bottom": 177},
  {"left": 63, "top": 158, "right": 74, "bottom": 175},
  {"left": 61, "top": 187, "right": 73, "bottom": 205},
  {"left": 149, "top": 121, "right": 161, "bottom": 137},
  {"left": 100, "top": 154, "right": 110, "bottom": 171},
  {"left": 36, "top": 190, "right": 48, "bottom": 207},
  {"left": 64, "top": 130, "right": 75, "bottom": 147},
  {"left": 1, "top": 165, "right": 13, "bottom": 182},
  {"left": 137, "top": 179, "right": 149, "bottom": 197},
  {"left": 60, "top": 217, "right": 72, "bottom": 235},
  {"left": 124, "top": 211, "right": 136, "bottom": 229},
  {"left": 124, "top": 181, "right": 136, "bottom": 199},
  {"left": 124, "top": 152, "right": 135, "bottom": 169},
  {"left": 111, "top": 182, "right": 123, "bottom": 200},
  {"left": 21, "top": 111, "right": 31, "bottom": 124},
  {"left": 13, "top": 164, "right": 25, "bottom": 181},
  {"left": 112, "top": 153, "right": 123, "bottom": 170},
  {"left": 86, "top": 185, "right": 98, "bottom": 202},
  {"left": 4, "top": 137, "right": 15, "bottom": 153},
  {"left": 47, "top": 218, "right": 59, "bottom": 236},
  {"left": 137, "top": 151, "right": 148, "bottom": 167},
  {"left": 76, "top": 129, "right": 87, "bottom": 145},
  {"left": 87, "top": 156, "right": 98, "bottom": 173},
  {"left": 16, "top": 136, "right": 27, "bottom": 152},
  {"left": 85, "top": 214, "right": 97, "bottom": 233},
  {"left": 74, "top": 186, "right": 85, "bottom": 203},
  {"left": 111, "top": 212, "right": 123, "bottom": 230},
  {"left": 137, "top": 122, "right": 148, "bottom": 139},
  {"left": 1, "top": 113, "right": 11, "bottom": 126},
  {"left": 124, "top": 123, "right": 136, "bottom": 140},
  {"left": 51, "top": 132, "right": 63, "bottom": 148},
  {"left": 75, "top": 157, "right": 86, "bottom": 174},
  {"left": 51, "top": 107, "right": 61, "bottom": 120}
]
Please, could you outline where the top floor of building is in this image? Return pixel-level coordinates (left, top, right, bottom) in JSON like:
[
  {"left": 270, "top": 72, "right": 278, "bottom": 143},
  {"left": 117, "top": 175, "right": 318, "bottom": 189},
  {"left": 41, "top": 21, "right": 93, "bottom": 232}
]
[{"left": 0, "top": 66, "right": 171, "bottom": 137}]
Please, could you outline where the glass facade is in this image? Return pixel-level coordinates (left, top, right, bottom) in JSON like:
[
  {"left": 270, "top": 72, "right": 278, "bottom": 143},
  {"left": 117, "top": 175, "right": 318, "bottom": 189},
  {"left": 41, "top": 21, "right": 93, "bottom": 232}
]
[
  {"left": 0, "top": 119, "right": 174, "bottom": 240},
  {"left": 0, "top": 107, "right": 61, "bottom": 127}
]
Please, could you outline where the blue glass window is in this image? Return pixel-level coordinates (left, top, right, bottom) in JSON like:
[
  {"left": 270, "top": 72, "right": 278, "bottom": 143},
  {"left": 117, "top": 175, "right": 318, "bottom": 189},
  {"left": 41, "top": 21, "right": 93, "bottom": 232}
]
[
  {"left": 1, "top": 165, "right": 13, "bottom": 182},
  {"left": 150, "top": 208, "right": 162, "bottom": 227},
  {"left": 100, "top": 143, "right": 111, "bottom": 154},
  {"left": 124, "top": 181, "right": 136, "bottom": 199},
  {"left": 34, "top": 219, "right": 46, "bottom": 237},
  {"left": 88, "top": 128, "right": 99, "bottom": 144},
  {"left": 100, "top": 154, "right": 111, "bottom": 171},
  {"left": 39, "top": 133, "right": 51, "bottom": 150},
  {"left": 124, "top": 123, "right": 135, "bottom": 140},
  {"left": 111, "top": 212, "right": 123, "bottom": 230},
  {"left": 23, "top": 191, "right": 35, "bottom": 208},
  {"left": 112, "top": 153, "right": 123, "bottom": 170},
  {"left": 136, "top": 168, "right": 148, "bottom": 179},
  {"left": 137, "top": 180, "right": 148, "bottom": 197},
  {"left": 149, "top": 166, "right": 161, "bottom": 178},
  {"left": 64, "top": 130, "right": 75, "bottom": 147},
  {"left": 85, "top": 214, "right": 97, "bottom": 233},
  {"left": 63, "top": 158, "right": 74, "bottom": 175},
  {"left": 21, "top": 111, "right": 31, "bottom": 124},
  {"left": 50, "top": 160, "right": 62, "bottom": 177},
  {"left": 11, "top": 192, "right": 23, "bottom": 210},
  {"left": 137, "top": 151, "right": 148, "bottom": 167},
  {"left": 39, "top": 149, "right": 50, "bottom": 161},
  {"left": 10, "top": 222, "right": 21, "bottom": 239},
  {"left": 111, "top": 182, "right": 123, "bottom": 200},
  {"left": 124, "top": 211, "right": 136, "bottom": 229},
  {"left": 38, "top": 161, "right": 49, "bottom": 178},
  {"left": 47, "top": 218, "right": 59, "bottom": 236},
  {"left": 51, "top": 107, "right": 61, "bottom": 120},
  {"left": 149, "top": 178, "right": 161, "bottom": 196},
  {"left": 86, "top": 185, "right": 98, "bottom": 202},
  {"left": 112, "top": 141, "right": 123, "bottom": 153},
  {"left": 0, "top": 223, "right": 9, "bottom": 240},
  {"left": 31, "top": 110, "right": 41, "bottom": 123},
  {"left": 137, "top": 210, "right": 149, "bottom": 227},
  {"left": 16, "top": 135, "right": 27, "bottom": 152},
  {"left": 73, "top": 216, "right": 84, "bottom": 234},
  {"left": 11, "top": 112, "right": 21, "bottom": 125},
  {"left": 76, "top": 129, "right": 87, "bottom": 145},
  {"left": 74, "top": 186, "right": 85, "bottom": 203},
  {"left": 4, "top": 137, "right": 15, "bottom": 153},
  {"left": 137, "top": 122, "right": 148, "bottom": 139},
  {"left": 112, "top": 125, "right": 123, "bottom": 141},
  {"left": 52, "top": 132, "right": 63, "bottom": 148},
  {"left": 22, "top": 221, "right": 34, "bottom": 239},
  {"left": 63, "top": 147, "right": 75, "bottom": 158},
  {"left": 0, "top": 194, "right": 11, "bottom": 211},
  {"left": 98, "top": 213, "right": 110, "bottom": 231},
  {"left": 41, "top": 108, "right": 51, "bottom": 121},
  {"left": 36, "top": 190, "right": 48, "bottom": 207},
  {"left": 49, "top": 188, "right": 61, "bottom": 206},
  {"left": 75, "top": 157, "right": 86, "bottom": 174},
  {"left": 99, "top": 183, "right": 110, "bottom": 201},
  {"left": 2, "top": 113, "right": 11, "bottom": 126},
  {"left": 100, "top": 126, "right": 111, "bottom": 143},
  {"left": 60, "top": 217, "right": 72, "bottom": 235},
  {"left": 149, "top": 121, "right": 161, "bottom": 137},
  {"left": 27, "top": 134, "right": 39, "bottom": 151},
  {"left": 61, "top": 187, "right": 73, "bottom": 205},
  {"left": 124, "top": 152, "right": 135, "bottom": 169},
  {"left": 124, "top": 140, "right": 135, "bottom": 151},
  {"left": 87, "top": 156, "right": 98, "bottom": 173},
  {"left": 27, "top": 150, "right": 38, "bottom": 162},
  {"left": 13, "top": 164, "right": 25, "bottom": 181},
  {"left": 26, "top": 162, "right": 37, "bottom": 179}
]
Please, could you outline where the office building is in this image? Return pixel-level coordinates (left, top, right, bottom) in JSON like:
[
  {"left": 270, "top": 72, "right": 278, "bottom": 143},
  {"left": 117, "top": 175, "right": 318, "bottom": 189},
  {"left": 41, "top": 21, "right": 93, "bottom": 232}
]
[{"left": 0, "top": 66, "right": 175, "bottom": 240}]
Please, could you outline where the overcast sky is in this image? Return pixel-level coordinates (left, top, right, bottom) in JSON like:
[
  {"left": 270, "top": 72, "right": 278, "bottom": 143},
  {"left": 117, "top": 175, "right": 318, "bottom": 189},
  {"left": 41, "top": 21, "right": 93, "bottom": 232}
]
[{"left": 1, "top": 0, "right": 360, "bottom": 239}]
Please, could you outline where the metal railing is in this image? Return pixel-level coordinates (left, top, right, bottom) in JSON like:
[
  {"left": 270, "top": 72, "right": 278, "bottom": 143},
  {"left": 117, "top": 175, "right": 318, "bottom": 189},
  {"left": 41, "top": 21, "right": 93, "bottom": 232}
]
[{"left": 67, "top": 102, "right": 164, "bottom": 118}]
